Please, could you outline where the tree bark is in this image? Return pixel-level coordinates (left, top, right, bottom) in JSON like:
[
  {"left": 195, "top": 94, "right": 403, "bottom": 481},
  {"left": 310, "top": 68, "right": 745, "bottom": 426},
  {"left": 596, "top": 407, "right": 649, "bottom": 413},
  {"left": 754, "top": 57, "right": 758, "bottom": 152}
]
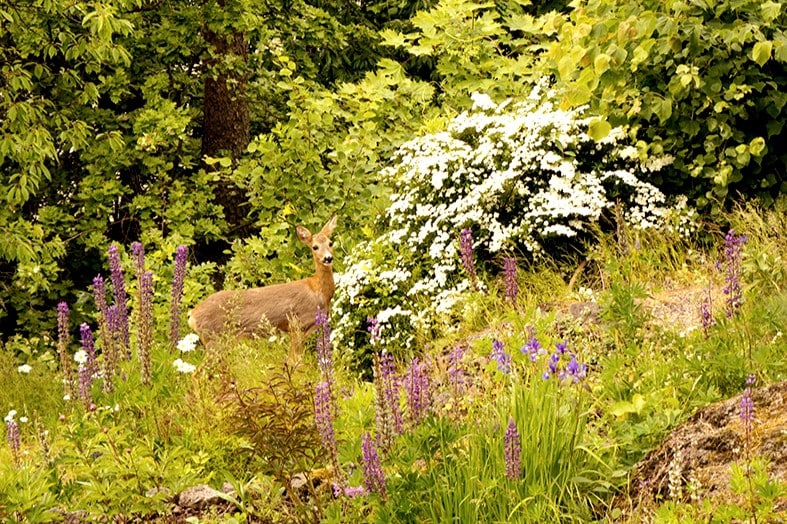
[{"left": 201, "top": 19, "right": 251, "bottom": 236}]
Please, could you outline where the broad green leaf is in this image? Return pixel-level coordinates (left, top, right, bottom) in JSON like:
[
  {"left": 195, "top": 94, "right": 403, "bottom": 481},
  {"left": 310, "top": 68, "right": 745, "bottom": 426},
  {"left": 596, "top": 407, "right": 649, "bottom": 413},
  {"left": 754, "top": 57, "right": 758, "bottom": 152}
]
[
  {"left": 760, "top": 1, "right": 782, "bottom": 22},
  {"left": 587, "top": 118, "right": 612, "bottom": 141},
  {"left": 752, "top": 41, "right": 773, "bottom": 67}
]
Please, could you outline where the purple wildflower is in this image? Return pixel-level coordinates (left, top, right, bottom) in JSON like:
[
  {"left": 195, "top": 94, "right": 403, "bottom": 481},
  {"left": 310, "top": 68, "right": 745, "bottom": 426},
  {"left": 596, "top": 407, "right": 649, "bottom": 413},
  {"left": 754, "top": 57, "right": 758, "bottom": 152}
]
[
  {"left": 107, "top": 244, "right": 130, "bottom": 357},
  {"left": 460, "top": 228, "right": 478, "bottom": 290},
  {"left": 521, "top": 335, "right": 543, "bottom": 362},
  {"left": 361, "top": 432, "right": 387, "bottom": 498},
  {"left": 543, "top": 341, "right": 587, "bottom": 383},
  {"left": 137, "top": 270, "right": 154, "bottom": 385},
  {"left": 5, "top": 412, "right": 20, "bottom": 465},
  {"left": 77, "top": 364, "right": 92, "bottom": 407},
  {"left": 404, "top": 357, "right": 431, "bottom": 426},
  {"left": 130, "top": 242, "right": 145, "bottom": 276},
  {"left": 723, "top": 229, "right": 746, "bottom": 318},
  {"left": 316, "top": 308, "right": 333, "bottom": 382},
  {"left": 169, "top": 245, "right": 188, "bottom": 345},
  {"left": 315, "top": 381, "right": 344, "bottom": 483},
  {"left": 315, "top": 381, "right": 337, "bottom": 456},
  {"left": 92, "top": 275, "right": 109, "bottom": 323},
  {"left": 503, "top": 257, "right": 518, "bottom": 303},
  {"left": 504, "top": 418, "right": 521, "bottom": 480},
  {"left": 374, "top": 352, "right": 403, "bottom": 452},
  {"left": 491, "top": 339, "right": 511, "bottom": 374},
  {"left": 56, "top": 302, "right": 76, "bottom": 397},
  {"left": 367, "top": 316, "right": 381, "bottom": 344},
  {"left": 79, "top": 323, "right": 98, "bottom": 377},
  {"left": 102, "top": 304, "right": 123, "bottom": 393}
]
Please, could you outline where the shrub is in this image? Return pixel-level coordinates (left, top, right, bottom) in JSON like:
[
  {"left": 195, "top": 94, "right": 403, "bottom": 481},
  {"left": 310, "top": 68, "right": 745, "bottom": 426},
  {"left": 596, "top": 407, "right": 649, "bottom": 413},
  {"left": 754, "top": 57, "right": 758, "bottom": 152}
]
[{"left": 332, "top": 83, "right": 695, "bottom": 371}]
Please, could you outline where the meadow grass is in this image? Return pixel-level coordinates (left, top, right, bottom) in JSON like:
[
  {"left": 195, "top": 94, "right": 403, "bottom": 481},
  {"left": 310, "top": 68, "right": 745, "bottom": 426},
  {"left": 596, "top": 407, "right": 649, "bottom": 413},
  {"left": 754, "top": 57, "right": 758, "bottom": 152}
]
[{"left": 1, "top": 206, "right": 786, "bottom": 522}]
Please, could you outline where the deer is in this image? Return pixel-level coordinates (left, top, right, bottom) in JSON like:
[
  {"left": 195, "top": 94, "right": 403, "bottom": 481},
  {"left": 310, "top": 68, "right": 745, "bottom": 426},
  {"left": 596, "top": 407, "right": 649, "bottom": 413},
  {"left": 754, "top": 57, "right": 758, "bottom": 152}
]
[{"left": 187, "top": 214, "right": 337, "bottom": 346}]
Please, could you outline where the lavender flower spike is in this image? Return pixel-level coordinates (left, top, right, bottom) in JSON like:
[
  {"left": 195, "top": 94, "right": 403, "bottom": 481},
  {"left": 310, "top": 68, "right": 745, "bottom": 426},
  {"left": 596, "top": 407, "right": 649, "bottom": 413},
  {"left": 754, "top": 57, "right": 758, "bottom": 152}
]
[
  {"left": 361, "top": 432, "right": 387, "bottom": 498},
  {"left": 491, "top": 339, "right": 511, "bottom": 374},
  {"left": 107, "top": 244, "right": 130, "bottom": 357},
  {"left": 504, "top": 418, "right": 522, "bottom": 480},
  {"left": 503, "top": 256, "right": 518, "bottom": 304},
  {"left": 315, "top": 381, "right": 344, "bottom": 483},
  {"left": 169, "top": 245, "right": 188, "bottom": 345},
  {"left": 316, "top": 308, "right": 333, "bottom": 382},
  {"left": 57, "top": 301, "right": 76, "bottom": 397},
  {"left": 723, "top": 229, "right": 747, "bottom": 318},
  {"left": 460, "top": 228, "right": 478, "bottom": 290},
  {"left": 4, "top": 410, "right": 20, "bottom": 465},
  {"left": 404, "top": 357, "right": 431, "bottom": 426}
]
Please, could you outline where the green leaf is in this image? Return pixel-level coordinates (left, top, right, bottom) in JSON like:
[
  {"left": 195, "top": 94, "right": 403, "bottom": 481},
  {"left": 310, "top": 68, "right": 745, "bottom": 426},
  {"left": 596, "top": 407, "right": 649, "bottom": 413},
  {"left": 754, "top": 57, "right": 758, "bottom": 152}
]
[
  {"left": 588, "top": 118, "right": 612, "bottom": 141},
  {"left": 752, "top": 41, "right": 773, "bottom": 67},
  {"left": 749, "top": 137, "right": 766, "bottom": 156},
  {"left": 760, "top": 1, "right": 782, "bottom": 22}
]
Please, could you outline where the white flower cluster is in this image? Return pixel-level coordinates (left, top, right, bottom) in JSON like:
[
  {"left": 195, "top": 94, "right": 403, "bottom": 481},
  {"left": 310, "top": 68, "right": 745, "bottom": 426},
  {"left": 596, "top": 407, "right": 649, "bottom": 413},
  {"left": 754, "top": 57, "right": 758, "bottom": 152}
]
[{"left": 332, "top": 84, "right": 695, "bottom": 365}]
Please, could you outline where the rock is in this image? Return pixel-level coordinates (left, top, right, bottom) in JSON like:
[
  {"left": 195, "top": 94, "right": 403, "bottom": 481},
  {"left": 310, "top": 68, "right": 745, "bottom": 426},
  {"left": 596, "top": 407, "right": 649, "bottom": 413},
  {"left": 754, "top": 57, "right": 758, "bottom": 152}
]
[
  {"left": 177, "top": 484, "right": 226, "bottom": 510},
  {"left": 619, "top": 381, "right": 787, "bottom": 517}
]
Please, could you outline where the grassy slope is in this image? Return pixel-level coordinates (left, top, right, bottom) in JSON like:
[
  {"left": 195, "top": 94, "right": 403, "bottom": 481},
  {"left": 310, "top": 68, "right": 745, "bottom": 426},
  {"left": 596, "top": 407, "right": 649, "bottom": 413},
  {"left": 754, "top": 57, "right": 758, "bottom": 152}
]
[{"left": 1, "top": 204, "right": 786, "bottom": 522}]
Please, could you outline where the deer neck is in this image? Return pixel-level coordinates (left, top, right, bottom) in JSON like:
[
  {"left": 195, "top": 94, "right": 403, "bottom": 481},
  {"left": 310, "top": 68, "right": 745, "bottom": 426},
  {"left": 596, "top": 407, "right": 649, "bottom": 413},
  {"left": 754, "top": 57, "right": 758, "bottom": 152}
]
[{"left": 311, "top": 261, "right": 335, "bottom": 304}]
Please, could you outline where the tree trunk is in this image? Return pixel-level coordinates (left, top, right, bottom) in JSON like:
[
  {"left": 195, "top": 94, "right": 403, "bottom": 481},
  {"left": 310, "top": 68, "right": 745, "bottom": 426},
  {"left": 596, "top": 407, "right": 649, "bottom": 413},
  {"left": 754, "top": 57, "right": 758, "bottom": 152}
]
[{"left": 201, "top": 21, "right": 251, "bottom": 237}]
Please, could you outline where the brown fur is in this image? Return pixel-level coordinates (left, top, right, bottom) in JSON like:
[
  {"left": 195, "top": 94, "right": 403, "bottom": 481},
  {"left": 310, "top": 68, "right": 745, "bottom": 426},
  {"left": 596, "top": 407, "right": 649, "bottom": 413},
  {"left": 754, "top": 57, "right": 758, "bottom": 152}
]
[{"left": 187, "top": 215, "right": 337, "bottom": 344}]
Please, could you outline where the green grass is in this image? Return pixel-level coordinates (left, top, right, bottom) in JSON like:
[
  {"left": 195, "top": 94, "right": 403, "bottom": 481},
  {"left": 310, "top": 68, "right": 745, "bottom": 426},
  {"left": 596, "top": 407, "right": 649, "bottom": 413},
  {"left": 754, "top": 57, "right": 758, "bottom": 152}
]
[{"left": 2, "top": 206, "right": 786, "bottom": 522}]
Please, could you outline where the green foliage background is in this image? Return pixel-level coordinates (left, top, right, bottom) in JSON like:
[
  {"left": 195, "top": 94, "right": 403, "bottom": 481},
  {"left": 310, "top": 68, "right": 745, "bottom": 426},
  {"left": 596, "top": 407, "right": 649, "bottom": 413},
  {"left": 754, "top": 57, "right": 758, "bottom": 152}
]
[{"left": 1, "top": 0, "right": 785, "bottom": 344}]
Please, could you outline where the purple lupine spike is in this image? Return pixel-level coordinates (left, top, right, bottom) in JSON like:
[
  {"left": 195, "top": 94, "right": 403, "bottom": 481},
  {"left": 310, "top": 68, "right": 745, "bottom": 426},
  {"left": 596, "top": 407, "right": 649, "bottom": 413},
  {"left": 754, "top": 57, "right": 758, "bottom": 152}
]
[
  {"left": 491, "top": 339, "right": 511, "bottom": 374},
  {"left": 102, "top": 304, "right": 123, "bottom": 393},
  {"left": 367, "top": 316, "right": 381, "bottom": 344},
  {"left": 503, "top": 256, "right": 518, "bottom": 303},
  {"left": 315, "top": 381, "right": 344, "bottom": 483},
  {"left": 404, "top": 357, "right": 431, "bottom": 426},
  {"left": 4, "top": 411, "right": 20, "bottom": 465},
  {"left": 92, "top": 275, "right": 109, "bottom": 323},
  {"left": 374, "top": 352, "right": 403, "bottom": 452},
  {"left": 169, "top": 245, "right": 188, "bottom": 345},
  {"left": 56, "top": 301, "right": 76, "bottom": 397},
  {"left": 137, "top": 270, "right": 154, "bottom": 385},
  {"left": 130, "top": 242, "right": 145, "bottom": 277},
  {"left": 723, "top": 229, "right": 747, "bottom": 318},
  {"left": 107, "top": 244, "right": 130, "bottom": 356},
  {"left": 361, "top": 432, "right": 387, "bottom": 498},
  {"left": 79, "top": 323, "right": 99, "bottom": 378},
  {"left": 460, "top": 228, "right": 478, "bottom": 290},
  {"left": 77, "top": 363, "right": 93, "bottom": 407},
  {"left": 315, "top": 308, "right": 333, "bottom": 382},
  {"left": 504, "top": 418, "right": 521, "bottom": 480}
]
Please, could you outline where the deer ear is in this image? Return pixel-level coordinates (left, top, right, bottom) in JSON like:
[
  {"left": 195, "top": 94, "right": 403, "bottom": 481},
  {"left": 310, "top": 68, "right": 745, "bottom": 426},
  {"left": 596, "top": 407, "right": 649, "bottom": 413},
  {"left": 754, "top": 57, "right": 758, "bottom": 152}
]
[
  {"left": 296, "top": 225, "right": 312, "bottom": 245},
  {"left": 320, "top": 214, "right": 337, "bottom": 236}
]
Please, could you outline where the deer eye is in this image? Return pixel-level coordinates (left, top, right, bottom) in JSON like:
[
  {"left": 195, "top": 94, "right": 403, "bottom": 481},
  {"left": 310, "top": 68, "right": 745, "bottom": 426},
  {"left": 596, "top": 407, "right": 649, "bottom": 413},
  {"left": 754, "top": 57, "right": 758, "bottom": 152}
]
[
  {"left": 312, "top": 245, "right": 318, "bottom": 251},
  {"left": 329, "top": 241, "right": 333, "bottom": 247}
]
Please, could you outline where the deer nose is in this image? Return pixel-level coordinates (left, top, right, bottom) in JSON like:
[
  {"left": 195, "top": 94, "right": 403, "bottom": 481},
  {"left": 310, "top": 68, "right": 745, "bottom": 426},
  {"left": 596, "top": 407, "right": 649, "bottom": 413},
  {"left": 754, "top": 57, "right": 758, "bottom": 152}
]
[{"left": 323, "top": 254, "right": 333, "bottom": 265}]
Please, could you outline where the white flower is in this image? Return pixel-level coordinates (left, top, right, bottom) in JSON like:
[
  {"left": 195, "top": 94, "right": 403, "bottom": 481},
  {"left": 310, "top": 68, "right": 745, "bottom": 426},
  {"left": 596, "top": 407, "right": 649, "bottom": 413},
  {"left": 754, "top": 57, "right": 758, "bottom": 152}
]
[
  {"left": 63, "top": 395, "right": 71, "bottom": 401},
  {"left": 4, "top": 410, "right": 17, "bottom": 423},
  {"left": 177, "top": 333, "right": 200, "bottom": 353},
  {"left": 173, "top": 358, "right": 196, "bottom": 374},
  {"left": 74, "top": 350, "right": 88, "bottom": 364},
  {"left": 268, "top": 335, "right": 278, "bottom": 343},
  {"left": 17, "top": 364, "right": 32, "bottom": 374},
  {"left": 19, "top": 416, "right": 28, "bottom": 424}
]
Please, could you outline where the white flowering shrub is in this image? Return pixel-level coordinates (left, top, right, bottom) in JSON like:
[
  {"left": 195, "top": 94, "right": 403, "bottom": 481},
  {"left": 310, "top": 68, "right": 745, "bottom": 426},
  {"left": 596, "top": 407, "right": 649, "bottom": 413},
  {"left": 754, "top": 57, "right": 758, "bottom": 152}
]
[{"left": 333, "top": 85, "right": 695, "bottom": 372}]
